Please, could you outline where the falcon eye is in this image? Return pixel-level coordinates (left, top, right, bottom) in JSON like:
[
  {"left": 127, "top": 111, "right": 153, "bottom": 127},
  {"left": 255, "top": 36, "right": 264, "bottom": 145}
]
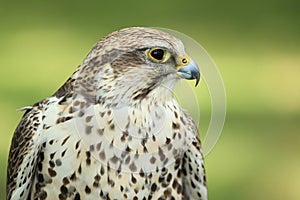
[
  {"left": 150, "top": 49, "right": 164, "bottom": 60},
  {"left": 145, "top": 48, "right": 171, "bottom": 63}
]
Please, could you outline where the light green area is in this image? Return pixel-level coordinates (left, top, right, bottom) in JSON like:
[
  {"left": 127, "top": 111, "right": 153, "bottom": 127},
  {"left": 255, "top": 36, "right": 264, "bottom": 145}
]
[{"left": 1, "top": 0, "right": 299, "bottom": 199}]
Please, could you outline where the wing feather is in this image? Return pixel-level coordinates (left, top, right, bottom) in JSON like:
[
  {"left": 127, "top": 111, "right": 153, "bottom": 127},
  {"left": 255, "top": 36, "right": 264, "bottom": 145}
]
[
  {"left": 7, "top": 106, "right": 44, "bottom": 200},
  {"left": 182, "top": 112, "right": 208, "bottom": 200}
]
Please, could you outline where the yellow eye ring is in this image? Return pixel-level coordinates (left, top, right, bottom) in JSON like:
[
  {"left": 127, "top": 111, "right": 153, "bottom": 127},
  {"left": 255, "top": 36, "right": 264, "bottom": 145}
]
[{"left": 145, "top": 48, "right": 171, "bottom": 63}]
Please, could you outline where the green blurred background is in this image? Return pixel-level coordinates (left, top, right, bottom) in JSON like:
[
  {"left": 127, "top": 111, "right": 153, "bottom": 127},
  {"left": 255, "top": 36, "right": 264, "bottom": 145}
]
[{"left": 1, "top": 0, "right": 299, "bottom": 199}]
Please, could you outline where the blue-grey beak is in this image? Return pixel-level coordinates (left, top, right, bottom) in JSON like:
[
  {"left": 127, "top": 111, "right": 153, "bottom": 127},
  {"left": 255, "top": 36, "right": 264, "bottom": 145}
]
[{"left": 177, "top": 59, "right": 200, "bottom": 86}]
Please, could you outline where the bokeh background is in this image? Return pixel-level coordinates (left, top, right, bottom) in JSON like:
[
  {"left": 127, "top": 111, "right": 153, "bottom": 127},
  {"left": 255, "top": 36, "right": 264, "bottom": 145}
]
[{"left": 1, "top": 0, "right": 299, "bottom": 199}]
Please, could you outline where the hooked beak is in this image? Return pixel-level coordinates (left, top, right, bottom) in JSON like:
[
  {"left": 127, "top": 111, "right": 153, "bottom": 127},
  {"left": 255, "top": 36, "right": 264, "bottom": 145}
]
[{"left": 177, "top": 59, "right": 200, "bottom": 86}]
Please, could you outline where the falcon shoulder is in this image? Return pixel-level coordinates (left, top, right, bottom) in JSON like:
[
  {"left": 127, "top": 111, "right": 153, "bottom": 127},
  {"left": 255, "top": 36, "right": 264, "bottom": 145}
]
[
  {"left": 7, "top": 105, "right": 44, "bottom": 200},
  {"left": 181, "top": 111, "right": 208, "bottom": 200}
]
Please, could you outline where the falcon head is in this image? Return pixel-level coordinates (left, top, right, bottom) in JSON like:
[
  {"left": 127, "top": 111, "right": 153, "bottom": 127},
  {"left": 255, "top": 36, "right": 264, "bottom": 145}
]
[{"left": 70, "top": 27, "right": 200, "bottom": 106}]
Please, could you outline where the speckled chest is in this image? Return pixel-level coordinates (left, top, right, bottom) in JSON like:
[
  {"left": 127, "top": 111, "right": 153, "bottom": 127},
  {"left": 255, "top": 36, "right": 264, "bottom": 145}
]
[{"left": 32, "top": 97, "right": 194, "bottom": 199}]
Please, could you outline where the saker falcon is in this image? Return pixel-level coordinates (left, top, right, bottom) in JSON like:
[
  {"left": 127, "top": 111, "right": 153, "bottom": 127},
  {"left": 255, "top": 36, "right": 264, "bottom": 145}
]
[{"left": 7, "top": 27, "right": 207, "bottom": 200}]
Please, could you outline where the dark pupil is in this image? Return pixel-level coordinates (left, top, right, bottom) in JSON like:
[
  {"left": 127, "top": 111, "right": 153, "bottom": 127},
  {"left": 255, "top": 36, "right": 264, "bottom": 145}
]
[{"left": 151, "top": 49, "right": 164, "bottom": 60}]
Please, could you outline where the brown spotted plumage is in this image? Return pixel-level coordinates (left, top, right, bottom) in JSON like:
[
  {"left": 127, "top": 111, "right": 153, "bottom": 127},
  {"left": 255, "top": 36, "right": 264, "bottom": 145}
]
[{"left": 7, "top": 27, "right": 207, "bottom": 200}]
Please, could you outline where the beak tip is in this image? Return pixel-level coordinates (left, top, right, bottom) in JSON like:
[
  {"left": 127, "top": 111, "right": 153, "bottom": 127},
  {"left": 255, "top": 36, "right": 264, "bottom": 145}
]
[
  {"left": 194, "top": 72, "right": 200, "bottom": 87},
  {"left": 195, "top": 79, "right": 199, "bottom": 87}
]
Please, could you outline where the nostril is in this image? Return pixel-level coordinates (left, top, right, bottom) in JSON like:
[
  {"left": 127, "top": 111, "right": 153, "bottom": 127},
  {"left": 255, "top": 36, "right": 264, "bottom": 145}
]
[{"left": 182, "top": 58, "right": 188, "bottom": 65}]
